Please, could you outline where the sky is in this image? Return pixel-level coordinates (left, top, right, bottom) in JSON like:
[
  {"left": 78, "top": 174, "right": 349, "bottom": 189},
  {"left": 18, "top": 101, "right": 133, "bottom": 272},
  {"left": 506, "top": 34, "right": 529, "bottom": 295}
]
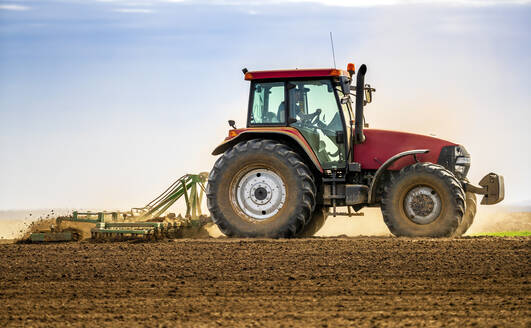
[{"left": 0, "top": 0, "right": 530, "bottom": 210}]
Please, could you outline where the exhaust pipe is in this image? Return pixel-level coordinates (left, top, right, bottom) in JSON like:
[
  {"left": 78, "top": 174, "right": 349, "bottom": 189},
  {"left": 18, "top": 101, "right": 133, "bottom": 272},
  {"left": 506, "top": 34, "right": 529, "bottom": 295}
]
[{"left": 354, "top": 64, "right": 367, "bottom": 144}]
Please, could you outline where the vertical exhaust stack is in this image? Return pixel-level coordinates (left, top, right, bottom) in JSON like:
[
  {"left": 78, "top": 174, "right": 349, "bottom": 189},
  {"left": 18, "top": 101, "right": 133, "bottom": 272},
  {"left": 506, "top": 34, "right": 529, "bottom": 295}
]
[{"left": 354, "top": 64, "right": 367, "bottom": 144}]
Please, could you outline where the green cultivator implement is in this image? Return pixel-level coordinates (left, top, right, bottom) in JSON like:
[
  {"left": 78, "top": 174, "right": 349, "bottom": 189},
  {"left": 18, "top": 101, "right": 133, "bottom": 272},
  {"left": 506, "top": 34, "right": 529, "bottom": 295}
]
[{"left": 29, "top": 173, "right": 211, "bottom": 242}]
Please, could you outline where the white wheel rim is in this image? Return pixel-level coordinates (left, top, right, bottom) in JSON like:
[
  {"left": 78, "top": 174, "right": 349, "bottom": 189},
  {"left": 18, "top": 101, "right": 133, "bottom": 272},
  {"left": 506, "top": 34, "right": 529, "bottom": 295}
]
[
  {"left": 404, "top": 186, "right": 442, "bottom": 225},
  {"left": 233, "top": 169, "right": 286, "bottom": 220}
]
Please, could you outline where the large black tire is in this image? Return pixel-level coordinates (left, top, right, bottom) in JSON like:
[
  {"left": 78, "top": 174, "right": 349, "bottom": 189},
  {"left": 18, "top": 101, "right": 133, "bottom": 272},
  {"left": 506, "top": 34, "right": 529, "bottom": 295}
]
[
  {"left": 381, "top": 163, "right": 465, "bottom": 237},
  {"left": 453, "top": 192, "right": 477, "bottom": 237},
  {"left": 296, "top": 206, "right": 329, "bottom": 237},
  {"left": 206, "top": 139, "right": 316, "bottom": 238}
]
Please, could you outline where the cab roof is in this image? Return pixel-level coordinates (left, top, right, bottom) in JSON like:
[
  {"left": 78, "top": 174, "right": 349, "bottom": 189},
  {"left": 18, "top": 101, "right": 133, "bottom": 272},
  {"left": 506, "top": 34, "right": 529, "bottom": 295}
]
[{"left": 244, "top": 68, "right": 350, "bottom": 81}]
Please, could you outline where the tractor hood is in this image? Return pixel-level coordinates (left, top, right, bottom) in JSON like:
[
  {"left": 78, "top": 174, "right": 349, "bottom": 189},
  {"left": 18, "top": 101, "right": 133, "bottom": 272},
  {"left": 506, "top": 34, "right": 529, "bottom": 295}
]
[{"left": 353, "top": 129, "right": 458, "bottom": 171}]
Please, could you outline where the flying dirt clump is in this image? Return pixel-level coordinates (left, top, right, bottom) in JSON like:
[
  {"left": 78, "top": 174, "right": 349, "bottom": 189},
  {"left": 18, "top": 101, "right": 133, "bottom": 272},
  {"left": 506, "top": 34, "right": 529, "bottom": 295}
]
[{"left": 17, "top": 217, "right": 58, "bottom": 241}]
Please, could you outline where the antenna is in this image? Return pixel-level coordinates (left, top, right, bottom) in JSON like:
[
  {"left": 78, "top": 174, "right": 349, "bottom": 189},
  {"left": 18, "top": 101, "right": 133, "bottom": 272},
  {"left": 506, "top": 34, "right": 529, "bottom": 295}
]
[{"left": 329, "top": 32, "right": 337, "bottom": 68}]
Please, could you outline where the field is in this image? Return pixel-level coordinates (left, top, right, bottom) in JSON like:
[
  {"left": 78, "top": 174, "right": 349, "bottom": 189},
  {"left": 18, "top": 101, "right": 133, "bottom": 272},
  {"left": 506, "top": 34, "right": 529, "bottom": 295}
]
[
  {"left": 0, "top": 237, "right": 529, "bottom": 327},
  {"left": 472, "top": 231, "right": 531, "bottom": 237}
]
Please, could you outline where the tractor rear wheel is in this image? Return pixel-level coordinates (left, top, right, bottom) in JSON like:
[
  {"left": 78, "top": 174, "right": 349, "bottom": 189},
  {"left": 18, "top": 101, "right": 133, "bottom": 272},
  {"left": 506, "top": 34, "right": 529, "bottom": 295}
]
[
  {"left": 207, "top": 139, "right": 316, "bottom": 238},
  {"left": 381, "top": 163, "right": 465, "bottom": 237},
  {"left": 453, "top": 192, "right": 477, "bottom": 236},
  {"left": 296, "top": 206, "right": 329, "bottom": 237}
]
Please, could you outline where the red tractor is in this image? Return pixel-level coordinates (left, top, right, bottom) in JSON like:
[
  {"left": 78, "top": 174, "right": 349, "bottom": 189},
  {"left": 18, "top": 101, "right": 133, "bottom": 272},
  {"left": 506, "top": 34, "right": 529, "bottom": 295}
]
[{"left": 207, "top": 63, "right": 504, "bottom": 238}]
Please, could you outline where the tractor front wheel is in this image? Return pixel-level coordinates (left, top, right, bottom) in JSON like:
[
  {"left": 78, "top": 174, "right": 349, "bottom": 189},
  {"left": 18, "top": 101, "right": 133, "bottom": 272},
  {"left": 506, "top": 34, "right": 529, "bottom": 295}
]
[
  {"left": 381, "top": 163, "right": 465, "bottom": 237},
  {"left": 453, "top": 192, "right": 477, "bottom": 237},
  {"left": 207, "top": 139, "right": 316, "bottom": 238}
]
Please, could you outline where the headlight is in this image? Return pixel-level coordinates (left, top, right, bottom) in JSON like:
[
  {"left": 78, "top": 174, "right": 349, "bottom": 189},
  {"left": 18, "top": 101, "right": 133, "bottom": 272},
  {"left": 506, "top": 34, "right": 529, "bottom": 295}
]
[
  {"left": 454, "top": 146, "right": 471, "bottom": 179},
  {"left": 456, "top": 157, "right": 471, "bottom": 165}
]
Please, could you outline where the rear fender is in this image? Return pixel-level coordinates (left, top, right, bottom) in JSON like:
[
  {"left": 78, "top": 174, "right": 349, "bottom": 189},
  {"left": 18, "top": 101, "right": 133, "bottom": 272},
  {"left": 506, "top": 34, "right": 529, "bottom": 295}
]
[{"left": 212, "top": 129, "right": 323, "bottom": 173}]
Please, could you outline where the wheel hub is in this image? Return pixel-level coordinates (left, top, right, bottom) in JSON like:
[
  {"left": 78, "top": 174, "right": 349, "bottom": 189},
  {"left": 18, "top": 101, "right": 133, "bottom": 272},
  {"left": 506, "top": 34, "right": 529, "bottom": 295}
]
[
  {"left": 404, "top": 186, "right": 442, "bottom": 225},
  {"left": 235, "top": 169, "right": 286, "bottom": 220},
  {"left": 254, "top": 187, "right": 268, "bottom": 201}
]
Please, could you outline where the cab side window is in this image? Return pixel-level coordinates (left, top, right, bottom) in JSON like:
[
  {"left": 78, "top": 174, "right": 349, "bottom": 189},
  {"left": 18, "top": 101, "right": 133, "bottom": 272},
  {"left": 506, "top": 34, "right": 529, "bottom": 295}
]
[{"left": 249, "top": 82, "right": 285, "bottom": 125}]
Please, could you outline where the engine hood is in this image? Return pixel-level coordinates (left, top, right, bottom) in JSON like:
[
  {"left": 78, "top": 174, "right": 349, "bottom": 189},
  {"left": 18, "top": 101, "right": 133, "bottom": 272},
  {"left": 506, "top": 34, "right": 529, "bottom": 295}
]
[{"left": 353, "top": 129, "right": 457, "bottom": 170}]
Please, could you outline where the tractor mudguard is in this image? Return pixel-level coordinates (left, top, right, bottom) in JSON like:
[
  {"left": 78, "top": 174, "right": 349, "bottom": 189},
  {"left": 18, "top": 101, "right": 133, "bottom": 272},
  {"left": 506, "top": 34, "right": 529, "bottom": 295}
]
[
  {"left": 212, "top": 127, "right": 323, "bottom": 173},
  {"left": 367, "top": 149, "right": 430, "bottom": 204}
]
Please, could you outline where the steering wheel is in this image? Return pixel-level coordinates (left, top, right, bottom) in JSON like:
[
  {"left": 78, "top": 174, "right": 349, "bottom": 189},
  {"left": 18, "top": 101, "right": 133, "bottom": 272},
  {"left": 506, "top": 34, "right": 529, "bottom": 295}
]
[{"left": 298, "top": 108, "right": 322, "bottom": 126}]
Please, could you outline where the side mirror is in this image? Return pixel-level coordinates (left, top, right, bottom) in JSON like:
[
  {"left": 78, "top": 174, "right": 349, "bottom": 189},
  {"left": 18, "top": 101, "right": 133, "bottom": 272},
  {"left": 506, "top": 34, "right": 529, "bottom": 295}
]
[
  {"left": 364, "top": 84, "right": 375, "bottom": 105},
  {"left": 228, "top": 120, "right": 236, "bottom": 129}
]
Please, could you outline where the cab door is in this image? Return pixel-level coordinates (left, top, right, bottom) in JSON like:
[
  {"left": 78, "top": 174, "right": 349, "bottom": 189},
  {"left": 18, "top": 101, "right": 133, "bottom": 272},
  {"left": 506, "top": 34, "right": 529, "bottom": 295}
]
[{"left": 287, "top": 79, "right": 347, "bottom": 170}]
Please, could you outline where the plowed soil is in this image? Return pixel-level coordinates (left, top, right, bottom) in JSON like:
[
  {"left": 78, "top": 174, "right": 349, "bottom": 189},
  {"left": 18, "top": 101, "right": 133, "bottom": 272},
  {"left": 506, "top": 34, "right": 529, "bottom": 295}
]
[{"left": 0, "top": 237, "right": 529, "bottom": 327}]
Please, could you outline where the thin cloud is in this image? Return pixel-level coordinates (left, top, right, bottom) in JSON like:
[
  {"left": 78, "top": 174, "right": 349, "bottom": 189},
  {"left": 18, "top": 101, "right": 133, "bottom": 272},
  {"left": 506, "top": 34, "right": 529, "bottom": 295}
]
[
  {"left": 113, "top": 8, "right": 154, "bottom": 12},
  {"left": 96, "top": 0, "right": 184, "bottom": 3},
  {"left": 0, "top": 4, "right": 31, "bottom": 11},
  {"left": 93, "top": 0, "right": 531, "bottom": 5},
  {"left": 239, "top": 0, "right": 530, "bottom": 6},
  {"left": 184, "top": 0, "right": 529, "bottom": 6}
]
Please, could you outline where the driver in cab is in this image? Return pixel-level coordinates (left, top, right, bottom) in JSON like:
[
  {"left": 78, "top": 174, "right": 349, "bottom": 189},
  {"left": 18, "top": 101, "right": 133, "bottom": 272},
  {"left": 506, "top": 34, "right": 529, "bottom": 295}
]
[{"left": 277, "top": 88, "right": 321, "bottom": 124}]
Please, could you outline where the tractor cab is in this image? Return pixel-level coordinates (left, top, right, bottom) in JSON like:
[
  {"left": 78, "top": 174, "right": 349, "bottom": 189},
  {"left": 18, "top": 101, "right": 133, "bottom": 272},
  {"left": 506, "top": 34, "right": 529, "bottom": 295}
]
[{"left": 244, "top": 67, "right": 364, "bottom": 170}]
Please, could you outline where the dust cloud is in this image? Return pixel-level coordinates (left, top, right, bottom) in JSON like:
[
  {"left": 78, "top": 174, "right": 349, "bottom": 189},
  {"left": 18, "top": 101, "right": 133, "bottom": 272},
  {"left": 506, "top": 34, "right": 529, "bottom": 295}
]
[
  {"left": 0, "top": 209, "right": 72, "bottom": 240},
  {"left": 199, "top": 206, "right": 531, "bottom": 238},
  {"left": 467, "top": 207, "right": 531, "bottom": 234},
  {"left": 318, "top": 206, "right": 531, "bottom": 237},
  {"left": 317, "top": 208, "right": 391, "bottom": 237}
]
